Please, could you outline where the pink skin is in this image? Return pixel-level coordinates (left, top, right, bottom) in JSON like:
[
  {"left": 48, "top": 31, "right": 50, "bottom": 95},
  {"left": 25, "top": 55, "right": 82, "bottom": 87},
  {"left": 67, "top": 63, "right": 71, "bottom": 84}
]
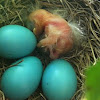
[{"left": 29, "top": 9, "right": 73, "bottom": 59}]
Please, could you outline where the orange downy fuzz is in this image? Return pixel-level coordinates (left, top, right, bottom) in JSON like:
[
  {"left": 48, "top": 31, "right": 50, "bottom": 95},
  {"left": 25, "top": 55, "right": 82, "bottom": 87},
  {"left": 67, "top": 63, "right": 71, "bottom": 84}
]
[{"left": 29, "top": 9, "right": 73, "bottom": 59}]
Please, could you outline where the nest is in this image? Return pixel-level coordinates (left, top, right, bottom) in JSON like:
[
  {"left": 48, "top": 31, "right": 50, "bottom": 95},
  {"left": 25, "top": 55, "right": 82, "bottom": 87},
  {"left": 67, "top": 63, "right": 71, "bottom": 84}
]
[{"left": 0, "top": 0, "right": 100, "bottom": 100}]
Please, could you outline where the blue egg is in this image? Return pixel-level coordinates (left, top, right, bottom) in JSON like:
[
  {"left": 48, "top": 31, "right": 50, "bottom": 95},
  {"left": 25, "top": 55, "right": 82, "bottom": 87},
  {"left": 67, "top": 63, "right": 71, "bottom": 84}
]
[
  {"left": 0, "top": 25, "right": 37, "bottom": 59},
  {"left": 42, "top": 59, "right": 77, "bottom": 100},
  {"left": 1, "top": 56, "right": 43, "bottom": 100}
]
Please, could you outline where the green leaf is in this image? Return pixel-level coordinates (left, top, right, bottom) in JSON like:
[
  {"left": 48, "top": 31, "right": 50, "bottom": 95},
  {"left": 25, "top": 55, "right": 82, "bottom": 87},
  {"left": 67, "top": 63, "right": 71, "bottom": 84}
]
[{"left": 85, "top": 60, "right": 100, "bottom": 100}]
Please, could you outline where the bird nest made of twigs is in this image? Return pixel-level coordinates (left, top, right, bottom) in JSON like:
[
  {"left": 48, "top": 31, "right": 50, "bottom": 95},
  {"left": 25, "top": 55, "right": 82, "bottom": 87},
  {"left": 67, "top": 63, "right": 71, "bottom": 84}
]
[{"left": 0, "top": 0, "right": 100, "bottom": 100}]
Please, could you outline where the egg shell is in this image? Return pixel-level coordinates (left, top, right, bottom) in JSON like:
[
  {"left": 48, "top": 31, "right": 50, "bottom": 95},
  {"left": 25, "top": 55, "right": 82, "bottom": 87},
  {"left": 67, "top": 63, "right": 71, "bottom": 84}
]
[
  {"left": 1, "top": 56, "right": 43, "bottom": 100},
  {"left": 0, "top": 25, "right": 37, "bottom": 59},
  {"left": 42, "top": 59, "right": 77, "bottom": 100}
]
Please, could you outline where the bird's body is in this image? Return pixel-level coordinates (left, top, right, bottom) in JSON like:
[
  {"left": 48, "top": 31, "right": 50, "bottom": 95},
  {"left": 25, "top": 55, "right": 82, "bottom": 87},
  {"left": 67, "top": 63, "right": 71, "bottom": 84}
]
[{"left": 29, "top": 9, "right": 73, "bottom": 59}]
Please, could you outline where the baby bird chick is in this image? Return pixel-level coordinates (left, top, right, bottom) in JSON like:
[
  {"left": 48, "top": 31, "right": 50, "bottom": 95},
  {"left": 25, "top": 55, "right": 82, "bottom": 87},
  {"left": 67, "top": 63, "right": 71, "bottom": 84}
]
[{"left": 29, "top": 9, "right": 73, "bottom": 59}]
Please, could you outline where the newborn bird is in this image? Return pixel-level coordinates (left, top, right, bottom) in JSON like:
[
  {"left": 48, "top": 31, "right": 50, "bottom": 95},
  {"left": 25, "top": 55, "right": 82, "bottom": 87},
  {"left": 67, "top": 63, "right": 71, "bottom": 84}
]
[{"left": 29, "top": 9, "right": 73, "bottom": 59}]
